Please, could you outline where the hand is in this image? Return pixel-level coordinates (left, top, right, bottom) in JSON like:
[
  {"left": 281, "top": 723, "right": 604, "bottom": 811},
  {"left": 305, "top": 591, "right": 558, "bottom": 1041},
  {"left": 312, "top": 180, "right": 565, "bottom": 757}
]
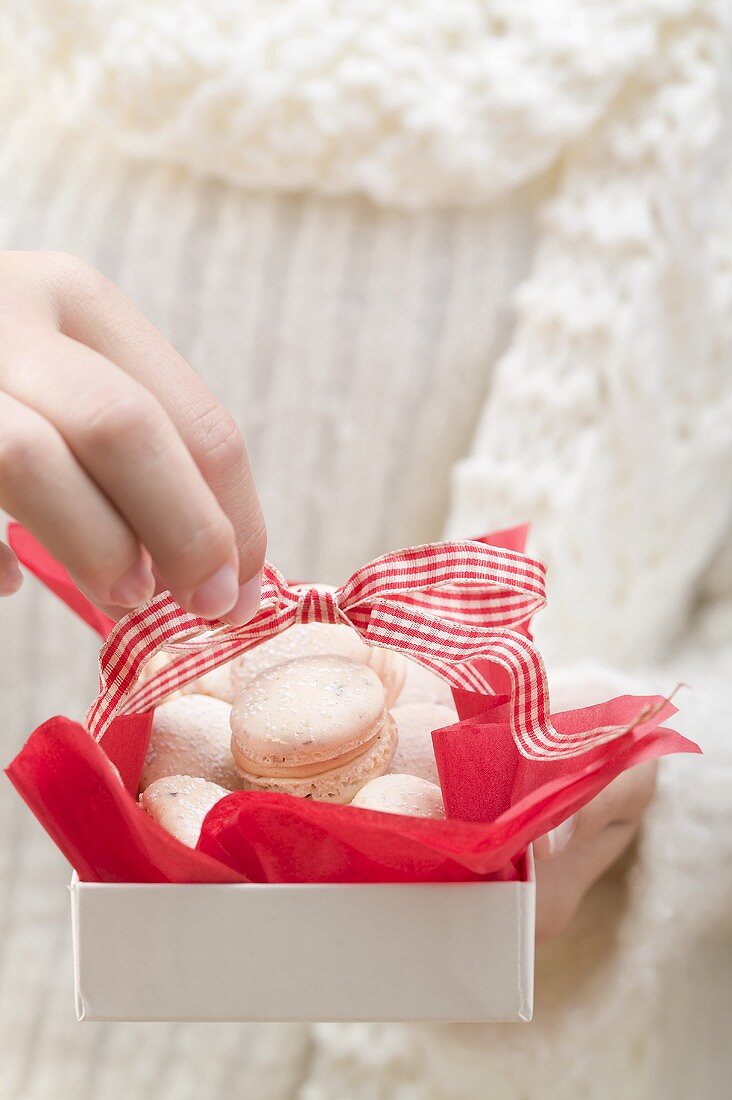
[
  {"left": 534, "top": 760, "right": 658, "bottom": 943},
  {"left": 0, "top": 251, "right": 266, "bottom": 623}
]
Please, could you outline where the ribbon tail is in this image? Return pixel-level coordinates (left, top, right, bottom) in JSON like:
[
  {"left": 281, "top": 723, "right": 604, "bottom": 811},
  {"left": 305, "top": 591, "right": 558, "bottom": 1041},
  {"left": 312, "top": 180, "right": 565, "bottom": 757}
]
[{"left": 363, "top": 606, "right": 656, "bottom": 761}]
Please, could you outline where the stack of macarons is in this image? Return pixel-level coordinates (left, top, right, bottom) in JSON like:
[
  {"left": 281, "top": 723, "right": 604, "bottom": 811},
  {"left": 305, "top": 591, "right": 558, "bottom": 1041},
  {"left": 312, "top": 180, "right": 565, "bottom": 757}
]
[{"left": 139, "top": 622, "right": 457, "bottom": 847}]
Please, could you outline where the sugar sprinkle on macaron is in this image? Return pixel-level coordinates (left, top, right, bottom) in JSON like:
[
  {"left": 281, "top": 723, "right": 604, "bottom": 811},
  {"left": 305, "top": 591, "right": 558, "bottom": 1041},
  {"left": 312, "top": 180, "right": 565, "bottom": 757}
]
[
  {"left": 140, "top": 774, "right": 230, "bottom": 847},
  {"left": 389, "top": 702, "right": 457, "bottom": 785},
  {"left": 231, "top": 654, "right": 397, "bottom": 803},
  {"left": 140, "top": 694, "right": 243, "bottom": 793},
  {"left": 351, "top": 773, "right": 445, "bottom": 819}
]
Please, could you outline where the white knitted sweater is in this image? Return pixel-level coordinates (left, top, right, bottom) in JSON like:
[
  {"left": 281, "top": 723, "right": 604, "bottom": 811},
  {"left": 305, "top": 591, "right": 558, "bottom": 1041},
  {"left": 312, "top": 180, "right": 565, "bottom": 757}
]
[{"left": 1, "top": 3, "right": 731, "bottom": 1099}]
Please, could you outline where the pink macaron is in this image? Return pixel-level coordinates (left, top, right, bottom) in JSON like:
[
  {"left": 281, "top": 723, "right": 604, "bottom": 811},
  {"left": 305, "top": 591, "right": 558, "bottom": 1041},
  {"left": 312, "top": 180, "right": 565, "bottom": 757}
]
[
  {"left": 139, "top": 648, "right": 238, "bottom": 704},
  {"left": 397, "top": 658, "right": 455, "bottom": 707},
  {"left": 140, "top": 775, "right": 230, "bottom": 847},
  {"left": 181, "top": 660, "right": 237, "bottom": 704},
  {"left": 389, "top": 702, "right": 457, "bottom": 785},
  {"left": 351, "top": 773, "right": 445, "bottom": 819},
  {"left": 140, "top": 694, "right": 243, "bottom": 793},
  {"left": 230, "top": 654, "right": 397, "bottom": 803},
  {"left": 230, "top": 622, "right": 407, "bottom": 706}
]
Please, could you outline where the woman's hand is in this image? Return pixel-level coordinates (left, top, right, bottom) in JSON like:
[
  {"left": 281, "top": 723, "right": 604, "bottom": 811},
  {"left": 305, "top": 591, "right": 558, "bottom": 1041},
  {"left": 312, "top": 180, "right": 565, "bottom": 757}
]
[
  {"left": 534, "top": 760, "right": 658, "bottom": 942},
  {"left": 0, "top": 250, "right": 266, "bottom": 623}
]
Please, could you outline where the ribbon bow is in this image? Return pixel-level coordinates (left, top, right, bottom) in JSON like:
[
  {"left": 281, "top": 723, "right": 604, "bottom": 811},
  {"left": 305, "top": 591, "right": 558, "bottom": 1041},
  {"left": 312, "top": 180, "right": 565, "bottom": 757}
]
[{"left": 85, "top": 540, "right": 625, "bottom": 760}]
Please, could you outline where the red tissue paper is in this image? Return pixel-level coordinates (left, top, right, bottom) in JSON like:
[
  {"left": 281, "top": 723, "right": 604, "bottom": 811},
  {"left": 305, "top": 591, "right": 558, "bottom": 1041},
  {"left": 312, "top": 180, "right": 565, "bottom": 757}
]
[{"left": 4, "top": 522, "right": 699, "bottom": 885}]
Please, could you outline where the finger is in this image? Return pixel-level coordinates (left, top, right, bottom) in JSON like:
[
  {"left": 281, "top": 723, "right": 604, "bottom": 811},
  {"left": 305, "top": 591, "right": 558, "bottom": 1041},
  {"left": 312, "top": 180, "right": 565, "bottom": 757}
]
[
  {"left": 533, "top": 815, "right": 576, "bottom": 861},
  {"left": 0, "top": 539, "right": 23, "bottom": 596},
  {"left": 536, "top": 761, "right": 658, "bottom": 862},
  {"left": 535, "top": 818, "right": 641, "bottom": 944},
  {"left": 572, "top": 761, "right": 658, "bottom": 840},
  {"left": 0, "top": 391, "right": 154, "bottom": 606},
  {"left": 534, "top": 763, "right": 659, "bottom": 940},
  {"left": 0, "top": 330, "right": 240, "bottom": 619},
  {"left": 47, "top": 257, "right": 266, "bottom": 619},
  {"left": 535, "top": 764, "right": 658, "bottom": 942}
]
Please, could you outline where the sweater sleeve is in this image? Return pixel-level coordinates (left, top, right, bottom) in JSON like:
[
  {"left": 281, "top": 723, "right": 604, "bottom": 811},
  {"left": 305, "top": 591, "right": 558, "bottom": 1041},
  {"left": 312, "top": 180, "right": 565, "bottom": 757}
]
[{"left": 445, "top": 13, "right": 732, "bottom": 668}]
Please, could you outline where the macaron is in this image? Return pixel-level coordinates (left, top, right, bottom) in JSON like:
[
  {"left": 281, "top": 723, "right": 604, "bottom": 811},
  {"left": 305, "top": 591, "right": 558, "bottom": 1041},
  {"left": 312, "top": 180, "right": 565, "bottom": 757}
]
[
  {"left": 181, "top": 660, "right": 237, "bottom": 704},
  {"left": 230, "top": 655, "right": 397, "bottom": 803},
  {"left": 230, "top": 622, "right": 405, "bottom": 706},
  {"left": 140, "top": 775, "right": 229, "bottom": 848},
  {"left": 397, "top": 659, "right": 455, "bottom": 707},
  {"left": 366, "top": 646, "right": 407, "bottom": 706},
  {"left": 138, "top": 650, "right": 181, "bottom": 701},
  {"left": 140, "top": 694, "right": 243, "bottom": 793},
  {"left": 351, "top": 774, "right": 445, "bottom": 819},
  {"left": 389, "top": 702, "right": 457, "bottom": 785},
  {"left": 139, "top": 649, "right": 238, "bottom": 704}
]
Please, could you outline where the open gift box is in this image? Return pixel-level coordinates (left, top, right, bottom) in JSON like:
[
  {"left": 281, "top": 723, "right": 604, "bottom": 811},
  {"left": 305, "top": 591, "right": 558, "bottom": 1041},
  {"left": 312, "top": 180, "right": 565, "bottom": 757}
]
[
  {"left": 70, "top": 851, "right": 535, "bottom": 1022},
  {"left": 4, "top": 524, "right": 699, "bottom": 1023}
]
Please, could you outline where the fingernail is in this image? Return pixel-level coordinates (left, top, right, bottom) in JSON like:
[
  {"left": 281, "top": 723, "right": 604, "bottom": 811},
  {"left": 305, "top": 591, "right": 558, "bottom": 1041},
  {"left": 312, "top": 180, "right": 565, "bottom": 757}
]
[
  {"left": 109, "top": 560, "right": 156, "bottom": 607},
  {"left": 227, "top": 572, "right": 262, "bottom": 626},
  {"left": 546, "top": 815, "right": 576, "bottom": 856},
  {"left": 0, "top": 562, "right": 23, "bottom": 596},
  {"left": 189, "top": 563, "right": 239, "bottom": 620}
]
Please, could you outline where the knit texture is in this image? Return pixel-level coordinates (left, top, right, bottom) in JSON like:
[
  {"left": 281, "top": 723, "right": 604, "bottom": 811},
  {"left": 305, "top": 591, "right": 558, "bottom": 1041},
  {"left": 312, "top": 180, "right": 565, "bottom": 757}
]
[
  {"left": 1, "top": 2, "right": 681, "bottom": 208},
  {"left": 1, "top": 1, "right": 731, "bottom": 1098},
  {"left": 447, "top": 1, "right": 732, "bottom": 666}
]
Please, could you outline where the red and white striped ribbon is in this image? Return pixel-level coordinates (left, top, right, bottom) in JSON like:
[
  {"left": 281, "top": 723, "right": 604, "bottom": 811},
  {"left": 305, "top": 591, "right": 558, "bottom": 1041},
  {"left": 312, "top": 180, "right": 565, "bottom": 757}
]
[{"left": 85, "top": 540, "right": 630, "bottom": 760}]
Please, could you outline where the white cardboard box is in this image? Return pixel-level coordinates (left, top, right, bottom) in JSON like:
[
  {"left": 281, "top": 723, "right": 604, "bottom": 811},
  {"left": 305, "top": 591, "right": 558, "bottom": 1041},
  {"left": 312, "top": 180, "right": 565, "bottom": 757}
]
[{"left": 70, "top": 850, "right": 534, "bottom": 1023}]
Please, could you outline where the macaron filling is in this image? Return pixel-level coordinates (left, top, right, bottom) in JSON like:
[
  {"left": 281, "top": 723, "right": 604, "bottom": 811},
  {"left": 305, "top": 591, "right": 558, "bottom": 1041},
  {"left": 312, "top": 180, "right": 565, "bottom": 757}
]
[
  {"left": 233, "top": 728, "right": 385, "bottom": 779},
  {"left": 230, "top": 655, "right": 393, "bottom": 795}
]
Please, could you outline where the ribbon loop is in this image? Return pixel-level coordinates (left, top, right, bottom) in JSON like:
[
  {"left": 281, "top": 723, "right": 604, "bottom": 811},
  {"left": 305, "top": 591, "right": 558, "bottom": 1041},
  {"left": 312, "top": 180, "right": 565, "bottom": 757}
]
[{"left": 83, "top": 537, "right": 641, "bottom": 761}]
